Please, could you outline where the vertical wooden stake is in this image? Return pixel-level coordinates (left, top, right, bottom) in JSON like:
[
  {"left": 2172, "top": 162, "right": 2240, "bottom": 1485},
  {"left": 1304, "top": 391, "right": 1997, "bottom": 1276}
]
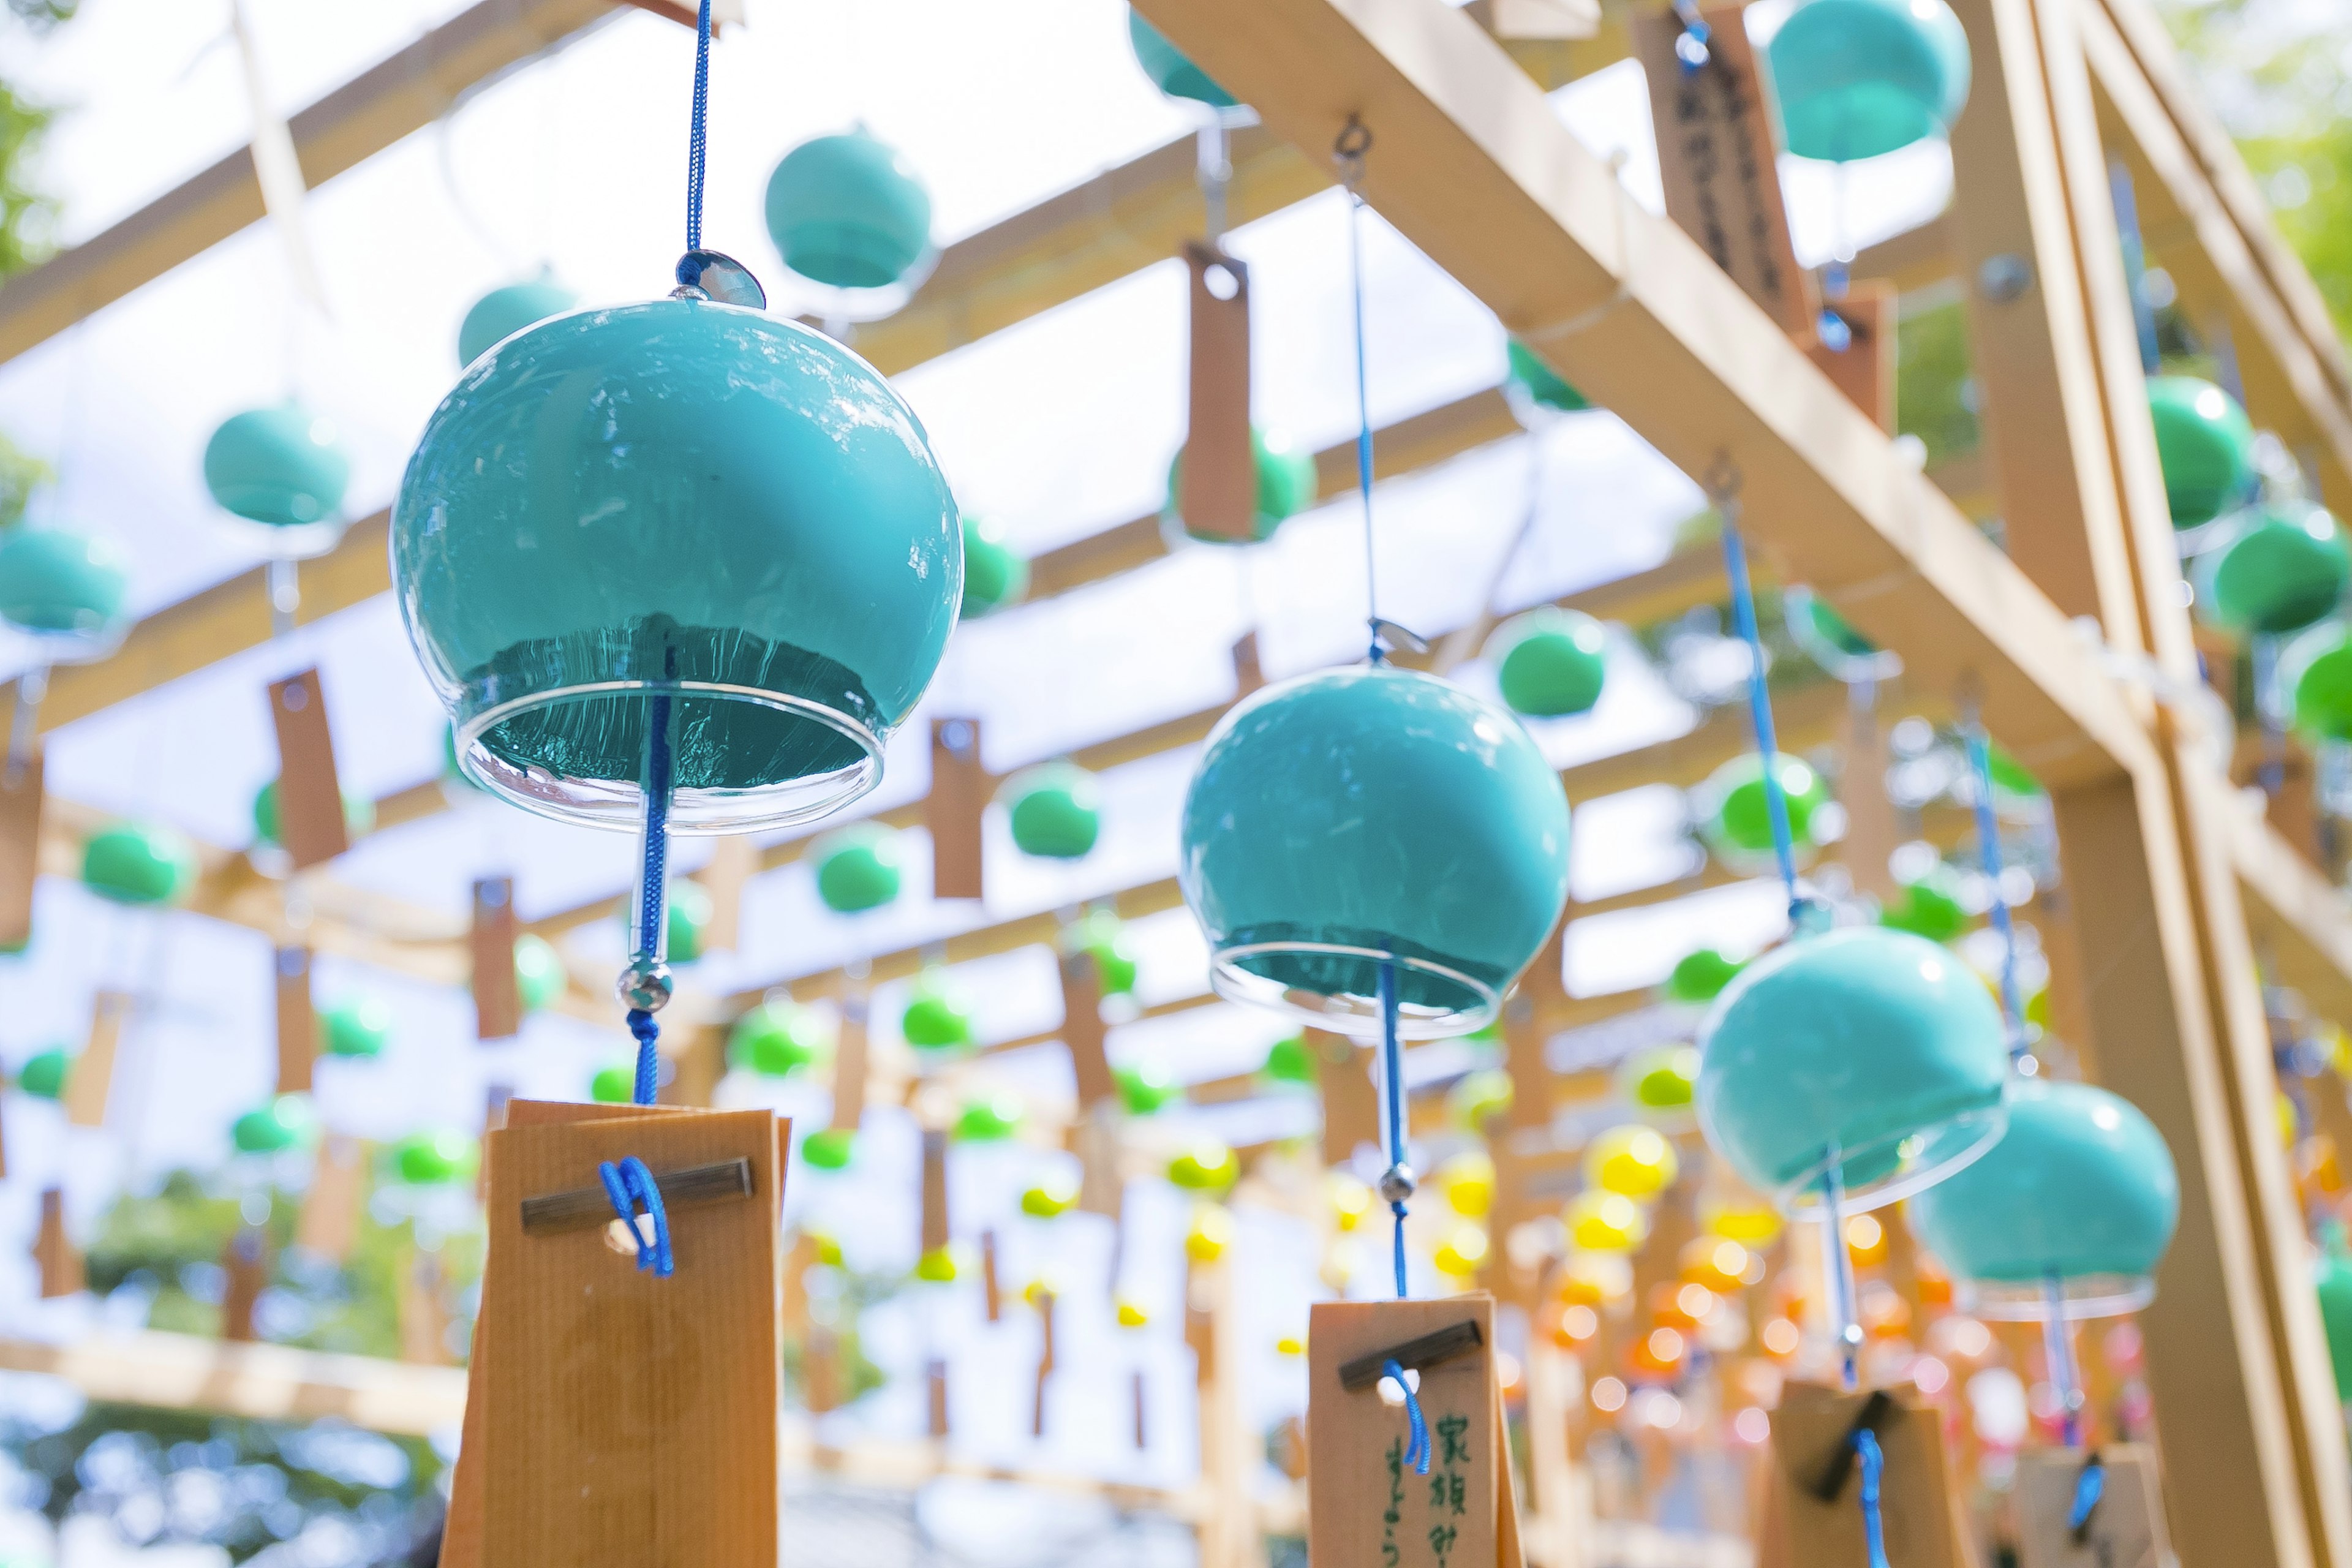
[
  {"left": 1033, "top": 1288, "right": 1057, "bottom": 1438},
  {"left": 1076, "top": 1098, "right": 1125, "bottom": 1221},
  {"left": 1133, "top": 1367, "right": 1148, "bottom": 1449},
  {"left": 34, "top": 1187, "right": 80, "bottom": 1298},
  {"left": 65, "top": 990, "right": 126, "bottom": 1129},
  {"left": 470, "top": 878, "right": 521, "bottom": 1042},
  {"left": 928, "top": 718, "right": 987, "bottom": 901},
  {"left": 1182, "top": 243, "right": 1258, "bottom": 543},
  {"left": 220, "top": 1226, "right": 270, "bottom": 1343},
  {"left": 1062, "top": 951, "right": 1115, "bottom": 1110},
  {"left": 274, "top": 946, "right": 317, "bottom": 1095},
  {"left": 267, "top": 668, "right": 351, "bottom": 869},
  {"left": 0, "top": 748, "right": 42, "bottom": 951},
  {"left": 1193, "top": 1255, "right": 1253, "bottom": 1568},
  {"left": 295, "top": 1134, "right": 364, "bottom": 1264},
  {"left": 1502, "top": 992, "right": 1551, "bottom": 1134},
  {"left": 806, "top": 1324, "right": 844, "bottom": 1414},
  {"left": 1524, "top": 1333, "right": 1586, "bottom": 1568}
]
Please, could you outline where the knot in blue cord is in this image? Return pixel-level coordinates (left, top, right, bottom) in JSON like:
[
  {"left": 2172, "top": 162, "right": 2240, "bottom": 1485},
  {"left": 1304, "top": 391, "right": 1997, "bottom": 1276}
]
[
  {"left": 599, "top": 1155, "right": 674, "bottom": 1277},
  {"left": 1852, "top": 1427, "right": 1890, "bottom": 1568},
  {"left": 628, "top": 1009, "right": 661, "bottom": 1106},
  {"left": 1384, "top": 1358, "right": 1431, "bottom": 1475}
]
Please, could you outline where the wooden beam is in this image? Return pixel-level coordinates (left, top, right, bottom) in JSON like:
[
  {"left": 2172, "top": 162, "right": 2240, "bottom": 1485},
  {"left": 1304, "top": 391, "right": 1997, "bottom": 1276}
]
[{"left": 0, "top": 1330, "right": 468, "bottom": 1439}]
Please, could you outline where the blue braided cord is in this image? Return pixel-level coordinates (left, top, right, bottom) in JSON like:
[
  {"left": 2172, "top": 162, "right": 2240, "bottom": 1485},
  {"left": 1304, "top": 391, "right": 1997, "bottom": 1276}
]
[
  {"left": 1719, "top": 523, "right": 1803, "bottom": 913},
  {"left": 631, "top": 691, "right": 674, "bottom": 1106},
  {"left": 686, "top": 0, "right": 712, "bottom": 252},
  {"left": 1965, "top": 722, "right": 2029, "bottom": 1058},
  {"left": 600, "top": 1155, "right": 675, "bottom": 1277},
  {"left": 1853, "top": 1428, "right": 1890, "bottom": 1568},
  {"left": 1384, "top": 1358, "right": 1431, "bottom": 1475},
  {"left": 1379, "top": 959, "right": 1409, "bottom": 1298},
  {"left": 629, "top": 1009, "right": 662, "bottom": 1106},
  {"left": 2068, "top": 1458, "right": 2105, "bottom": 1537},
  {"left": 1346, "top": 183, "right": 1381, "bottom": 664}
]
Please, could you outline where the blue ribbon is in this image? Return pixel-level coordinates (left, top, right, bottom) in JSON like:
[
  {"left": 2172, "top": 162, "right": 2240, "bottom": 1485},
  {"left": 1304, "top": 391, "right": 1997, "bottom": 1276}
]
[
  {"left": 1385, "top": 1357, "right": 1431, "bottom": 1475},
  {"left": 1853, "top": 1427, "right": 1890, "bottom": 1568},
  {"left": 600, "top": 1155, "right": 674, "bottom": 1277}
]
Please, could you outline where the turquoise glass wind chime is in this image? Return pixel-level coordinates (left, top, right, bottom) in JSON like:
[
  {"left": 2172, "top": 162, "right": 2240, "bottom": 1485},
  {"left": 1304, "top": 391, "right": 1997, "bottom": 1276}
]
[
  {"left": 390, "top": 0, "right": 961, "bottom": 1260},
  {"left": 1175, "top": 121, "right": 1572, "bottom": 1468}
]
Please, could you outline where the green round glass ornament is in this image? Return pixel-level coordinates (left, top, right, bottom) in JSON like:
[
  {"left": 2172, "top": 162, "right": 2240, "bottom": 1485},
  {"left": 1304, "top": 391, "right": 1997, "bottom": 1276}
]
[
  {"left": 1696, "top": 753, "right": 1832, "bottom": 867},
  {"left": 1005, "top": 762, "right": 1101, "bottom": 859},
  {"left": 2290, "top": 624, "right": 2352, "bottom": 742},
  {"left": 660, "top": 879, "right": 714, "bottom": 963},
  {"left": 393, "top": 1129, "right": 478, "bottom": 1186},
  {"left": 322, "top": 995, "right": 393, "bottom": 1059},
  {"left": 1879, "top": 870, "right": 1969, "bottom": 944},
  {"left": 1663, "top": 947, "right": 1745, "bottom": 1006},
  {"left": 15, "top": 1046, "right": 67, "bottom": 1099},
  {"left": 1117, "top": 1061, "right": 1180, "bottom": 1115},
  {"left": 1169, "top": 1140, "right": 1238, "bottom": 1191},
  {"left": 2315, "top": 1229, "right": 2352, "bottom": 1399},
  {"left": 1262, "top": 1032, "right": 1316, "bottom": 1085},
  {"left": 1908, "top": 1079, "right": 2177, "bottom": 1317},
  {"left": 251, "top": 780, "right": 377, "bottom": 850},
  {"left": 2196, "top": 505, "right": 2351, "bottom": 638},
  {"left": 1127, "top": 9, "right": 1238, "bottom": 107},
  {"left": 1768, "top": 0, "right": 1972, "bottom": 162},
  {"left": 591, "top": 1063, "right": 634, "bottom": 1103},
  {"left": 1164, "top": 426, "right": 1317, "bottom": 546},
  {"left": 901, "top": 973, "right": 974, "bottom": 1050},
  {"left": 81, "top": 821, "right": 198, "bottom": 907},
  {"left": 1063, "top": 909, "right": 1137, "bottom": 996},
  {"left": 2147, "top": 375, "right": 2255, "bottom": 529},
  {"left": 514, "top": 933, "right": 566, "bottom": 1014},
  {"left": 1446, "top": 1067, "right": 1513, "bottom": 1129},
  {"left": 729, "top": 1000, "right": 828, "bottom": 1076},
  {"left": 763, "top": 131, "right": 935, "bottom": 291},
  {"left": 814, "top": 823, "right": 903, "bottom": 913},
  {"left": 232, "top": 1093, "right": 316, "bottom": 1155},
  {"left": 458, "top": 278, "right": 579, "bottom": 368},
  {"left": 1504, "top": 340, "right": 1589, "bottom": 414},
  {"left": 802, "top": 1126, "right": 856, "bottom": 1170},
  {"left": 960, "top": 515, "right": 1029, "bottom": 618},
  {"left": 204, "top": 405, "right": 352, "bottom": 532},
  {"left": 1488, "top": 608, "right": 1608, "bottom": 718},
  {"left": 1696, "top": 926, "right": 2009, "bottom": 1208},
  {"left": 392, "top": 299, "right": 962, "bottom": 833},
  {"left": 0, "top": 526, "right": 129, "bottom": 647},
  {"left": 1179, "top": 666, "right": 1571, "bottom": 1038},
  {"left": 954, "top": 1092, "right": 1022, "bottom": 1142}
]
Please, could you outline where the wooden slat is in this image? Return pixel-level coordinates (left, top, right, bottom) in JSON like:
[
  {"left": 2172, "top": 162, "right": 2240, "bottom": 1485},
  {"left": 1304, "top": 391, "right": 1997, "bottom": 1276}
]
[
  {"left": 267, "top": 669, "right": 350, "bottom": 869},
  {"left": 0, "top": 1330, "right": 466, "bottom": 1436}
]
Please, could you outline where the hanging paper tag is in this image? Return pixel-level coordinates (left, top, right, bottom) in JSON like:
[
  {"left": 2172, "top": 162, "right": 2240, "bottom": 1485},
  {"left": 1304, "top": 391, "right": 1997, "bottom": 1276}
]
[
  {"left": 2015, "top": 1444, "right": 2169, "bottom": 1568},
  {"left": 1307, "top": 1294, "right": 1515, "bottom": 1568},
  {"left": 921, "top": 1128, "right": 951, "bottom": 1254},
  {"left": 34, "top": 1186, "right": 80, "bottom": 1298},
  {"left": 1807, "top": 281, "right": 1898, "bottom": 433},
  {"left": 295, "top": 1134, "right": 364, "bottom": 1263},
  {"left": 1182, "top": 243, "right": 1257, "bottom": 544},
  {"left": 0, "top": 748, "right": 41, "bottom": 951},
  {"left": 220, "top": 1226, "right": 270, "bottom": 1342},
  {"left": 476, "top": 1106, "right": 784, "bottom": 1565},
  {"left": 1763, "top": 1382, "right": 1966, "bottom": 1568},
  {"left": 1232, "top": 631, "right": 1265, "bottom": 698},
  {"left": 928, "top": 717, "right": 987, "bottom": 900},
  {"left": 1315, "top": 1030, "right": 1384, "bottom": 1167},
  {"left": 1632, "top": 5, "right": 1819, "bottom": 344},
  {"left": 274, "top": 946, "right": 317, "bottom": 1094},
  {"left": 268, "top": 669, "right": 352, "bottom": 869},
  {"left": 470, "top": 878, "right": 521, "bottom": 1042},
  {"left": 1061, "top": 950, "right": 1115, "bottom": 1110},
  {"left": 698, "top": 835, "right": 758, "bottom": 953},
  {"left": 830, "top": 992, "right": 869, "bottom": 1131},
  {"left": 65, "top": 989, "right": 127, "bottom": 1129}
]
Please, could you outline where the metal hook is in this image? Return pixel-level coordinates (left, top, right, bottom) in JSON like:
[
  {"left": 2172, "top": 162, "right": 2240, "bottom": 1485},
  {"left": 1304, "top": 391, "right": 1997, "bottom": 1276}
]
[{"left": 1333, "top": 116, "right": 1373, "bottom": 191}]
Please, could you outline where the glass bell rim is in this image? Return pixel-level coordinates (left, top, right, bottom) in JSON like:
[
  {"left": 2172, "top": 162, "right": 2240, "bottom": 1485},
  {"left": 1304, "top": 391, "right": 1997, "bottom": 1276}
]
[
  {"left": 454, "top": 677, "right": 884, "bottom": 836},
  {"left": 1206, "top": 939, "right": 1501, "bottom": 1041},
  {"left": 7, "top": 619, "right": 130, "bottom": 667},
  {"left": 217, "top": 513, "right": 349, "bottom": 562},
  {"left": 1778, "top": 584, "right": 1905, "bottom": 686},
  {"left": 1776, "top": 1102, "right": 2008, "bottom": 1218},
  {"left": 1961, "top": 1273, "right": 2155, "bottom": 1322}
]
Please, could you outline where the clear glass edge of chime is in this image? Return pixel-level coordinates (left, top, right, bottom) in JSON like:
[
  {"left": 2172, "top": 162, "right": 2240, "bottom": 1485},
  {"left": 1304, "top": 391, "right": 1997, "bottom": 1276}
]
[
  {"left": 1961, "top": 1273, "right": 2156, "bottom": 1323},
  {"left": 1776, "top": 1104, "right": 2011, "bottom": 1221},
  {"left": 1206, "top": 939, "right": 1504, "bottom": 1042}
]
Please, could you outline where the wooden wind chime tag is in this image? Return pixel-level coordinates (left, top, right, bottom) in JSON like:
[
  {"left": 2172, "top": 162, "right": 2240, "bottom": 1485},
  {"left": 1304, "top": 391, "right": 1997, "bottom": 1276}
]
[
  {"left": 1060, "top": 949, "right": 1126, "bottom": 1218},
  {"left": 400, "top": 1245, "right": 451, "bottom": 1366},
  {"left": 1808, "top": 281, "right": 1898, "bottom": 434},
  {"left": 295, "top": 1134, "right": 364, "bottom": 1263},
  {"left": 829, "top": 992, "right": 868, "bottom": 1131},
  {"left": 34, "top": 1186, "right": 81, "bottom": 1298},
  {"left": 469, "top": 877, "right": 521, "bottom": 1042},
  {"left": 697, "top": 835, "right": 758, "bottom": 953},
  {"left": 928, "top": 717, "right": 987, "bottom": 900},
  {"left": 467, "top": 1103, "right": 785, "bottom": 1568},
  {"left": 1632, "top": 4, "right": 1818, "bottom": 343},
  {"left": 2015, "top": 1444, "right": 2169, "bottom": 1568},
  {"left": 221, "top": 1226, "right": 270, "bottom": 1342},
  {"left": 65, "top": 989, "right": 127, "bottom": 1129},
  {"left": 1839, "top": 688, "right": 1902, "bottom": 902},
  {"left": 1760, "top": 1383, "right": 1966, "bottom": 1568},
  {"left": 274, "top": 946, "right": 317, "bottom": 1095},
  {"left": 1501, "top": 992, "right": 1551, "bottom": 1134},
  {"left": 921, "top": 1126, "right": 953, "bottom": 1439},
  {"left": 1315, "top": 1030, "right": 1384, "bottom": 1167},
  {"left": 1307, "top": 1294, "right": 1521, "bottom": 1568},
  {"left": 268, "top": 668, "right": 352, "bottom": 869},
  {"left": 1182, "top": 243, "right": 1257, "bottom": 544},
  {"left": 0, "top": 747, "right": 42, "bottom": 951},
  {"left": 1232, "top": 631, "right": 1265, "bottom": 698}
]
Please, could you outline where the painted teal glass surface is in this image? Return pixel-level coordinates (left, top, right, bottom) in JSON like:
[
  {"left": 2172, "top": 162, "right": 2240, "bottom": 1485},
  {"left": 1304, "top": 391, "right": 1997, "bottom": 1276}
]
[
  {"left": 2147, "top": 375, "right": 2254, "bottom": 527},
  {"left": 1696, "top": 927, "right": 2009, "bottom": 1203},
  {"left": 1178, "top": 666, "right": 1571, "bottom": 1036},
  {"left": 458, "top": 278, "right": 579, "bottom": 368},
  {"left": 1909, "top": 1079, "right": 2177, "bottom": 1311},
  {"left": 1768, "top": 0, "right": 1971, "bottom": 162},
  {"left": 0, "top": 526, "right": 127, "bottom": 641},
  {"left": 960, "top": 515, "right": 1028, "bottom": 617},
  {"left": 1006, "top": 762, "right": 1101, "bottom": 858},
  {"left": 203, "top": 405, "right": 351, "bottom": 527},
  {"left": 1164, "top": 426, "right": 1317, "bottom": 545},
  {"left": 763, "top": 132, "right": 935, "bottom": 290},
  {"left": 2196, "top": 505, "right": 2350, "bottom": 636},
  {"left": 1127, "top": 10, "right": 1237, "bottom": 107},
  {"left": 81, "top": 822, "right": 198, "bottom": 907},
  {"left": 2290, "top": 624, "right": 2352, "bottom": 742},
  {"left": 391, "top": 299, "right": 962, "bottom": 832},
  {"left": 2316, "top": 1229, "right": 2352, "bottom": 1398}
]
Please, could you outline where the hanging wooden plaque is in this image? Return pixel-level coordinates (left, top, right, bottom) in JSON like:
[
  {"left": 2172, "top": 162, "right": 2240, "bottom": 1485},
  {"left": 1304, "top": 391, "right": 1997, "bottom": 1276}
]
[
  {"left": 1632, "top": 6, "right": 1817, "bottom": 344},
  {"left": 1061, "top": 950, "right": 1115, "bottom": 1110},
  {"left": 921, "top": 1128, "right": 951, "bottom": 1253},
  {"left": 1316, "top": 1030, "right": 1384, "bottom": 1167},
  {"left": 1808, "top": 281, "right": 1898, "bottom": 434},
  {"left": 830, "top": 992, "right": 869, "bottom": 1130},
  {"left": 268, "top": 668, "right": 352, "bottom": 869},
  {"left": 1839, "top": 692, "right": 1902, "bottom": 902},
  {"left": 1075, "top": 1098, "right": 1125, "bottom": 1220},
  {"left": 1182, "top": 243, "right": 1257, "bottom": 543},
  {"left": 2016, "top": 1444, "right": 2169, "bottom": 1568},
  {"left": 400, "top": 1246, "right": 451, "bottom": 1366},
  {"left": 0, "top": 748, "right": 42, "bottom": 951},
  {"left": 1501, "top": 993, "right": 1550, "bottom": 1133},
  {"left": 65, "top": 989, "right": 127, "bottom": 1129},
  {"left": 1762, "top": 1382, "right": 1966, "bottom": 1568},
  {"left": 698, "top": 834, "right": 758, "bottom": 953},
  {"left": 274, "top": 946, "right": 317, "bottom": 1095},
  {"left": 34, "top": 1186, "right": 80, "bottom": 1298},
  {"left": 470, "top": 878, "right": 521, "bottom": 1042},
  {"left": 221, "top": 1226, "right": 270, "bottom": 1342},
  {"left": 928, "top": 717, "right": 987, "bottom": 900},
  {"left": 295, "top": 1134, "right": 364, "bottom": 1264},
  {"left": 1232, "top": 631, "right": 1265, "bottom": 699}
]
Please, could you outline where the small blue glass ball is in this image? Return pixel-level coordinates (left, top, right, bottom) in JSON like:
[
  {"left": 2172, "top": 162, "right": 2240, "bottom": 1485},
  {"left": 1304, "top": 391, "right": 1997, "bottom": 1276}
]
[
  {"left": 0, "top": 526, "right": 129, "bottom": 647},
  {"left": 458, "top": 277, "right": 580, "bottom": 368},
  {"left": 1909, "top": 1078, "right": 2179, "bottom": 1318},
  {"left": 1128, "top": 9, "right": 1238, "bottom": 108},
  {"left": 203, "top": 405, "right": 352, "bottom": 529},
  {"left": 764, "top": 132, "right": 935, "bottom": 292},
  {"left": 1768, "top": 0, "right": 1972, "bottom": 163},
  {"left": 391, "top": 298, "right": 962, "bottom": 833},
  {"left": 1697, "top": 926, "right": 2009, "bottom": 1208},
  {"left": 1178, "top": 665, "right": 1570, "bottom": 1038}
]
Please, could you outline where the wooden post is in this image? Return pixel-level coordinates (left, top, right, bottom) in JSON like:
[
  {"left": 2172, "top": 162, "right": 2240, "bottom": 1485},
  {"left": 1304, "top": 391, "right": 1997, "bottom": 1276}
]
[
  {"left": 928, "top": 718, "right": 987, "bottom": 901},
  {"left": 921, "top": 1128, "right": 949, "bottom": 1256},
  {"left": 64, "top": 990, "right": 126, "bottom": 1129},
  {"left": 1502, "top": 992, "right": 1551, "bottom": 1134},
  {"left": 274, "top": 946, "right": 317, "bottom": 1095},
  {"left": 267, "top": 668, "right": 350, "bottom": 868},
  {"left": 0, "top": 748, "right": 42, "bottom": 950},
  {"left": 927, "top": 1359, "right": 950, "bottom": 1439},
  {"left": 1523, "top": 1332, "right": 1586, "bottom": 1568},
  {"left": 1182, "top": 244, "right": 1258, "bottom": 543},
  {"left": 1032, "top": 1287, "right": 1057, "bottom": 1438},
  {"left": 981, "top": 1229, "right": 1003, "bottom": 1323},
  {"left": 469, "top": 878, "right": 520, "bottom": 1042},
  {"left": 1194, "top": 1255, "right": 1254, "bottom": 1568}
]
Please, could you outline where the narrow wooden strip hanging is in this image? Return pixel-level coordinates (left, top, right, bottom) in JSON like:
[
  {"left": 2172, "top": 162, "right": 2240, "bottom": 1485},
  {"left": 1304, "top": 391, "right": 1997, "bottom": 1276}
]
[
  {"left": 267, "top": 669, "right": 352, "bottom": 869},
  {"left": 1061, "top": 949, "right": 1115, "bottom": 1110},
  {"left": 927, "top": 1358, "right": 950, "bottom": 1439},
  {"left": 220, "top": 1226, "right": 270, "bottom": 1343},
  {"left": 400, "top": 1246, "right": 451, "bottom": 1366},
  {"left": 64, "top": 989, "right": 126, "bottom": 1129},
  {"left": 274, "top": 945, "right": 317, "bottom": 1095},
  {"left": 1314, "top": 1030, "right": 1384, "bottom": 1167},
  {"left": 0, "top": 748, "right": 42, "bottom": 951},
  {"left": 469, "top": 877, "right": 521, "bottom": 1042},
  {"left": 295, "top": 1134, "right": 364, "bottom": 1263},
  {"left": 1807, "top": 281, "right": 1898, "bottom": 433},
  {"left": 829, "top": 992, "right": 869, "bottom": 1130},
  {"left": 1501, "top": 992, "right": 1551, "bottom": 1133},
  {"left": 927, "top": 717, "right": 987, "bottom": 900},
  {"left": 698, "top": 834, "right": 758, "bottom": 952},
  {"left": 1182, "top": 243, "right": 1258, "bottom": 543},
  {"left": 1032, "top": 1287, "right": 1057, "bottom": 1438},
  {"left": 1839, "top": 690, "right": 1902, "bottom": 901},
  {"left": 920, "top": 1128, "right": 950, "bottom": 1254},
  {"left": 2016, "top": 1444, "right": 2169, "bottom": 1567},
  {"left": 1231, "top": 631, "right": 1265, "bottom": 699},
  {"left": 34, "top": 1186, "right": 80, "bottom": 1298},
  {"left": 1632, "top": 4, "right": 1818, "bottom": 342},
  {"left": 981, "top": 1229, "right": 1003, "bottom": 1322}
]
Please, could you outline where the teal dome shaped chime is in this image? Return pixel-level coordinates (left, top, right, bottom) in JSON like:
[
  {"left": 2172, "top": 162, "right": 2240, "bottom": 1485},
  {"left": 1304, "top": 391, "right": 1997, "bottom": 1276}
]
[
  {"left": 1485, "top": 608, "right": 1607, "bottom": 718},
  {"left": 764, "top": 129, "right": 935, "bottom": 301},
  {"left": 0, "top": 521, "right": 132, "bottom": 775},
  {"left": 1127, "top": 9, "right": 1238, "bottom": 107},
  {"left": 2147, "top": 375, "right": 2255, "bottom": 529},
  {"left": 390, "top": 2, "right": 959, "bottom": 1124}
]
